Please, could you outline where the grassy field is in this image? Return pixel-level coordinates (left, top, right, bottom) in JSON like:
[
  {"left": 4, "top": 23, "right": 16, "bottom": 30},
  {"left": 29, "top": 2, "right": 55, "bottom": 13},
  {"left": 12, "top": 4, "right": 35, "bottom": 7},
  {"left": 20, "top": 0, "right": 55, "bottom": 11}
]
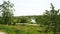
[{"left": 0, "top": 24, "right": 59, "bottom": 34}]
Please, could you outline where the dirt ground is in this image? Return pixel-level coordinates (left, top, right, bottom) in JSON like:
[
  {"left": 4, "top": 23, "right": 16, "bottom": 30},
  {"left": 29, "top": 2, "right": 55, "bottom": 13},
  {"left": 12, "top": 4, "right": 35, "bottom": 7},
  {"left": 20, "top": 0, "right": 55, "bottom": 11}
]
[{"left": 0, "top": 32, "right": 6, "bottom": 34}]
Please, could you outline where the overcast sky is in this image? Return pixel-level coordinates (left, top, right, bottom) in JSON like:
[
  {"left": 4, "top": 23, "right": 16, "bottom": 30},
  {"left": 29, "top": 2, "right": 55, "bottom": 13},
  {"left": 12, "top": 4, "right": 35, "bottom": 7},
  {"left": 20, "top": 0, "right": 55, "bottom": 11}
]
[{"left": 0, "top": 0, "right": 60, "bottom": 16}]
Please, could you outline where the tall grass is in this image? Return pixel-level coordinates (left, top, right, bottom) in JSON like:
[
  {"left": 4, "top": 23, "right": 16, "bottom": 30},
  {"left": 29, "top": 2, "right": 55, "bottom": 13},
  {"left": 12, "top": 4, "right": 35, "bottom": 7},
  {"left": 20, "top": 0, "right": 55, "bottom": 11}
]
[
  {"left": 0, "top": 24, "right": 60, "bottom": 34},
  {"left": 0, "top": 25, "right": 23, "bottom": 34}
]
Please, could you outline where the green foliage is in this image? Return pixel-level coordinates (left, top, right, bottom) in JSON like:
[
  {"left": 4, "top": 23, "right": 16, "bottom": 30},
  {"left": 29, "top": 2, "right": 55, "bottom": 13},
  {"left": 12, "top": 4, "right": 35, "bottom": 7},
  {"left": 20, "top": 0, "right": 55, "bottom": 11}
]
[
  {"left": 0, "top": 25, "right": 23, "bottom": 34},
  {"left": 20, "top": 17, "right": 28, "bottom": 23},
  {"left": 0, "top": 1, "right": 14, "bottom": 24},
  {"left": 0, "top": 25, "right": 41, "bottom": 34},
  {"left": 44, "top": 3, "right": 60, "bottom": 34},
  {"left": 0, "top": 24, "right": 60, "bottom": 34},
  {"left": 36, "top": 3, "right": 60, "bottom": 34}
]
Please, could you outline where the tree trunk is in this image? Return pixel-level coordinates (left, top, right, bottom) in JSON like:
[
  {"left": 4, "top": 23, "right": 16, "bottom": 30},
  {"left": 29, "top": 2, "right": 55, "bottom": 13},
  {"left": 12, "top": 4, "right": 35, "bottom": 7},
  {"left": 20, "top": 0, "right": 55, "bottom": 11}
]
[
  {"left": 53, "top": 28, "right": 56, "bottom": 34},
  {"left": 53, "top": 21, "right": 57, "bottom": 34}
]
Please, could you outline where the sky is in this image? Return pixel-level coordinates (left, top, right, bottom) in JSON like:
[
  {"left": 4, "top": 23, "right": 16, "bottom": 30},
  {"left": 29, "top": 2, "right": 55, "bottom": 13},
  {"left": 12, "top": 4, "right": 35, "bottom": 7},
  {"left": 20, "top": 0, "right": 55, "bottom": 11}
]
[{"left": 0, "top": 0, "right": 60, "bottom": 16}]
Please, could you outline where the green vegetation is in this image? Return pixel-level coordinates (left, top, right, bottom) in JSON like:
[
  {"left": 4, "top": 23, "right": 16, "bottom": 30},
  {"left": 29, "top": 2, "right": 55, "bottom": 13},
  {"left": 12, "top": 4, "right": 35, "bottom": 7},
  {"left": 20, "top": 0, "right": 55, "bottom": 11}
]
[
  {"left": 0, "top": 24, "right": 60, "bottom": 34},
  {"left": 0, "top": 24, "right": 40, "bottom": 34},
  {"left": 36, "top": 3, "right": 60, "bottom": 34},
  {"left": 0, "top": 0, "right": 60, "bottom": 34},
  {"left": 0, "top": 0, "right": 14, "bottom": 25},
  {"left": 0, "top": 25, "right": 32, "bottom": 34},
  {"left": 0, "top": 25, "right": 54, "bottom": 34}
]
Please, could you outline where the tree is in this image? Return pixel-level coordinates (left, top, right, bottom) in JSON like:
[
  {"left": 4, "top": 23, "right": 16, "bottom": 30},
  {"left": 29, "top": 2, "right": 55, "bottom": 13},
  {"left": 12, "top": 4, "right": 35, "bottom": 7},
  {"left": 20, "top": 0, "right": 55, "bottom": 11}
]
[
  {"left": 0, "top": 17, "right": 2, "bottom": 24},
  {"left": 0, "top": 0, "right": 14, "bottom": 25},
  {"left": 12, "top": 17, "right": 17, "bottom": 25},
  {"left": 44, "top": 3, "right": 60, "bottom": 34},
  {"left": 20, "top": 16, "right": 28, "bottom": 23},
  {"left": 36, "top": 3, "right": 60, "bottom": 34}
]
